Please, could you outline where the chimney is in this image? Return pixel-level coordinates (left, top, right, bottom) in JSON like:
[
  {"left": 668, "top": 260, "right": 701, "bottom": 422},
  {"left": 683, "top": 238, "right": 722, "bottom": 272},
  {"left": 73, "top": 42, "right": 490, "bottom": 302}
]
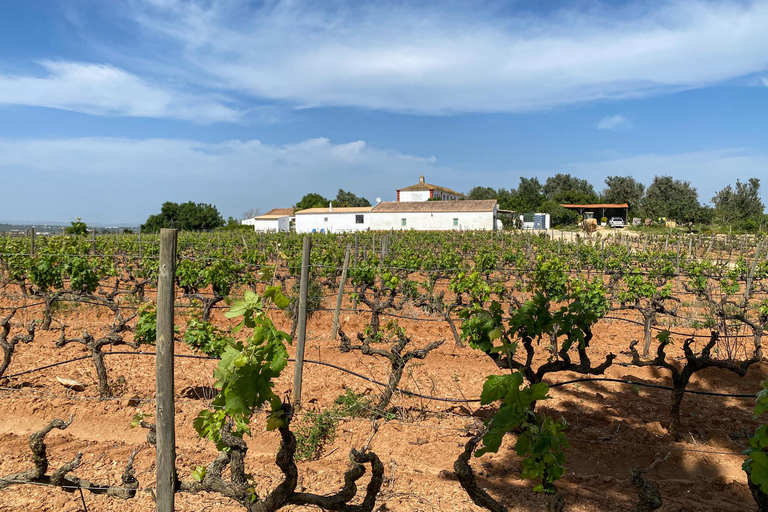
[
  {"left": 329, "top": 201, "right": 333, "bottom": 212},
  {"left": 419, "top": 174, "right": 425, "bottom": 183}
]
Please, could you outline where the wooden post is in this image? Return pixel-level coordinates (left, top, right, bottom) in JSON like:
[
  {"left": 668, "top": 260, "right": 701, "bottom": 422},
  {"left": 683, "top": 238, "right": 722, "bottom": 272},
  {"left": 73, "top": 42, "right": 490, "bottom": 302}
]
[
  {"left": 676, "top": 239, "right": 681, "bottom": 291},
  {"left": 29, "top": 227, "right": 35, "bottom": 257},
  {"left": 331, "top": 245, "right": 351, "bottom": 340},
  {"left": 745, "top": 243, "right": 761, "bottom": 303},
  {"left": 352, "top": 234, "right": 359, "bottom": 311},
  {"left": 138, "top": 231, "right": 143, "bottom": 259},
  {"left": 91, "top": 229, "right": 96, "bottom": 254},
  {"left": 156, "top": 228, "right": 178, "bottom": 512},
  {"left": 293, "top": 236, "right": 311, "bottom": 406}
]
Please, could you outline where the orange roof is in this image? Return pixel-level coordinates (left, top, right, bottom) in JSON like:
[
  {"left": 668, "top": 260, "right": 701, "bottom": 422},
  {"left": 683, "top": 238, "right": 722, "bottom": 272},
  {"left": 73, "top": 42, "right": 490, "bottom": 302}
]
[{"left": 560, "top": 203, "right": 628, "bottom": 209}]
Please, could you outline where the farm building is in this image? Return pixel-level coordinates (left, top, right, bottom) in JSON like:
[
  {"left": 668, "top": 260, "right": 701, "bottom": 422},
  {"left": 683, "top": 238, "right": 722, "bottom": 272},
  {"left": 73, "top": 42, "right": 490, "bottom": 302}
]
[
  {"left": 560, "top": 203, "right": 629, "bottom": 223},
  {"left": 294, "top": 205, "right": 372, "bottom": 233},
  {"left": 241, "top": 208, "right": 293, "bottom": 232},
  {"left": 396, "top": 175, "right": 464, "bottom": 202},
  {"left": 369, "top": 200, "right": 499, "bottom": 231}
]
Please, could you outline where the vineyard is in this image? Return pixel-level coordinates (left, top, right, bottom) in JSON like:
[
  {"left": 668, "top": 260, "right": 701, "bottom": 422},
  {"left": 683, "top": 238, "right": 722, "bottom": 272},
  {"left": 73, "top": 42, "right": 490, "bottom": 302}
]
[{"left": 0, "top": 229, "right": 766, "bottom": 511}]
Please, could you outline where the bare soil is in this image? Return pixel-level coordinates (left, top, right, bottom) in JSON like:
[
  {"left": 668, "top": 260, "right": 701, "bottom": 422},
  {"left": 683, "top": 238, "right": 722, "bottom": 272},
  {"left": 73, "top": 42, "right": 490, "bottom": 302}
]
[{"left": 0, "top": 294, "right": 763, "bottom": 511}]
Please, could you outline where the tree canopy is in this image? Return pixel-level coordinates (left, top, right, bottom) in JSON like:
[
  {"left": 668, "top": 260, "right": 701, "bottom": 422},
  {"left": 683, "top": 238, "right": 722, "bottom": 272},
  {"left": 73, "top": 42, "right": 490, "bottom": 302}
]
[
  {"left": 601, "top": 176, "right": 645, "bottom": 213},
  {"left": 64, "top": 218, "right": 88, "bottom": 236},
  {"left": 467, "top": 186, "right": 498, "bottom": 200},
  {"left": 642, "top": 176, "right": 702, "bottom": 226},
  {"left": 712, "top": 178, "right": 764, "bottom": 226},
  {"left": 543, "top": 173, "right": 598, "bottom": 204},
  {"left": 335, "top": 189, "right": 371, "bottom": 207},
  {"left": 141, "top": 202, "right": 225, "bottom": 233},
  {"left": 294, "top": 193, "right": 329, "bottom": 211}
]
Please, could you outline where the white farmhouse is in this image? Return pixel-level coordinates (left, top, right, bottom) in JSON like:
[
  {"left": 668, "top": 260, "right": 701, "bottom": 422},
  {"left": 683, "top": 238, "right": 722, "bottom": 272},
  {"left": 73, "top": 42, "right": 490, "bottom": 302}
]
[
  {"left": 241, "top": 208, "right": 293, "bottom": 232},
  {"left": 370, "top": 200, "right": 499, "bottom": 231},
  {"left": 294, "top": 205, "right": 372, "bottom": 234},
  {"left": 396, "top": 175, "right": 464, "bottom": 202}
]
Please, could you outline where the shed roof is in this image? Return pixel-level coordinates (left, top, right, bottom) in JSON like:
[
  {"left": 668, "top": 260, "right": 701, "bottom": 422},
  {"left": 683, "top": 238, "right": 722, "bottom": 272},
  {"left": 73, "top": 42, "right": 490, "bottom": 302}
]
[
  {"left": 294, "top": 206, "right": 372, "bottom": 215},
  {"left": 559, "top": 203, "right": 629, "bottom": 209},
  {"left": 372, "top": 200, "right": 496, "bottom": 213}
]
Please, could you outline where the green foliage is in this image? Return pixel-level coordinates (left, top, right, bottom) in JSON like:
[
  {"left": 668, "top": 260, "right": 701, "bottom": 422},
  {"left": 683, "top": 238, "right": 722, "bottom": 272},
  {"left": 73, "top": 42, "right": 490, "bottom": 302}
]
[
  {"left": 185, "top": 317, "right": 235, "bottom": 357},
  {"left": 193, "top": 287, "right": 291, "bottom": 451},
  {"left": 134, "top": 304, "right": 158, "bottom": 345},
  {"left": 744, "top": 379, "right": 768, "bottom": 493},
  {"left": 334, "top": 389, "right": 373, "bottom": 417},
  {"left": 713, "top": 178, "right": 764, "bottom": 228},
  {"left": 141, "top": 201, "right": 225, "bottom": 232},
  {"left": 129, "top": 408, "right": 152, "bottom": 429},
  {"left": 601, "top": 176, "right": 645, "bottom": 214},
  {"left": 543, "top": 173, "right": 599, "bottom": 205},
  {"left": 64, "top": 219, "right": 88, "bottom": 236},
  {"left": 538, "top": 200, "right": 579, "bottom": 227},
  {"left": 335, "top": 189, "right": 371, "bottom": 207},
  {"left": 476, "top": 372, "right": 569, "bottom": 494},
  {"left": 295, "top": 193, "right": 330, "bottom": 211},
  {"left": 65, "top": 257, "right": 99, "bottom": 293},
  {"left": 642, "top": 176, "right": 704, "bottom": 229},
  {"left": 295, "top": 409, "right": 338, "bottom": 461}
]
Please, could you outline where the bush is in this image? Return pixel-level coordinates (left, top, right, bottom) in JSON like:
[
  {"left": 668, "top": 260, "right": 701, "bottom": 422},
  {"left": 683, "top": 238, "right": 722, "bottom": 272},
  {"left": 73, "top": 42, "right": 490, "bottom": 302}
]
[{"left": 539, "top": 200, "right": 579, "bottom": 227}]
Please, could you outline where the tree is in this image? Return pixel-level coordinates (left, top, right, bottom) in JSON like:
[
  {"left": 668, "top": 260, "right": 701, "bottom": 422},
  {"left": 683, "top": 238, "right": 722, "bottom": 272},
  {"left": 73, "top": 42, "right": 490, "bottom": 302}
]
[
  {"left": 335, "top": 189, "right": 371, "bottom": 207},
  {"left": 64, "top": 218, "right": 88, "bottom": 236},
  {"left": 141, "top": 202, "right": 225, "bottom": 232},
  {"left": 467, "top": 186, "right": 497, "bottom": 200},
  {"left": 712, "top": 178, "right": 764, "bottom": 226},
  {"left": 601, "top": 176, "right": 645, "bottom": 214},
  {"left": 240, "top": 208, "right": 260, "bottom": 220},
  {"left": 508, "top": 177, "right": 545, "bottom": 213},
  {"left": 543, "top": 174, "right": 598, "bottom": 204},
  {"left": 642, "top": 176, "right": 700, "bottom": 224},
  {"left": 538, "top": 200, "right": 579, "bottom": 227},
  {"left": 294, "top": 193, "right": 329, "bottom": 211}
]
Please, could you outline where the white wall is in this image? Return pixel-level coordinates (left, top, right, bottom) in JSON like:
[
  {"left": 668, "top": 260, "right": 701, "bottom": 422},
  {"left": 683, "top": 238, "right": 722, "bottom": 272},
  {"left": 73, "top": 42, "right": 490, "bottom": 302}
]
[
  {"left": 277, "top": 217, "right": 291, "bottom": 232},
  {"left": 295, "top": 212, "right": 370, "bottom": 233},
  {"left": 369, "top": 211, "right": 495, "bottom": 231},
  {"left": 520, "top": 213, "right": 551, "bottom": 230},
  {"left": 399, "top": 190, "right": 430, "bottom": 202},
  {"left": 248, "top": 218, "right": 280, "bottom": 232}
]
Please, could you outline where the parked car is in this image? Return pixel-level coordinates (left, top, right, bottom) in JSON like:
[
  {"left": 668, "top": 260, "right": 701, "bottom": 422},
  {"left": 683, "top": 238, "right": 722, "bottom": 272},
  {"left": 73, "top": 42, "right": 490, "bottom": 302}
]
[{"left": 609, "top": 217, "right": 625, "bottom": 228}]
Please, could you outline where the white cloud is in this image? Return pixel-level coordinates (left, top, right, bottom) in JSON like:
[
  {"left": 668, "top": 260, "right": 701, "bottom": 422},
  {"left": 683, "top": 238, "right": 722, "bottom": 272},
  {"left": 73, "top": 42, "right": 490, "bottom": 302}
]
[
  {"left": 0, "top": 61, "right": 240, "bottom": 122},
  {"left": 761, "top": 77, "right": 768, "bottom": 87},
  {"left": 117, "top": 0, "right": 768, "bottom": 113},
  {"left": 0, "top": 136, "right": 444, "bottom": 223},
  {"left": 598, "top": 115, "right": 633, "bottom": 131}
]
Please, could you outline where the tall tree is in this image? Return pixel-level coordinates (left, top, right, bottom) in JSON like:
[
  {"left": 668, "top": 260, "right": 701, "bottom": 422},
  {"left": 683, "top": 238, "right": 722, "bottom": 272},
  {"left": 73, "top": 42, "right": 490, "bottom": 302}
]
[
  {"left": 543, "top": 173, "right": 598, "bottom": 204},
  {"left": 467, "top": 186, "right": 497, "bottom": 200},
  {"left": 509, "top": 177, "right": 545, "bottom": 213},
  {"left": 294, "top": 193, "right": 330, "bottom": 211},
  {"left": 712, "top": 178, "right": 764, "bottom": 225},
  {"left": 141, "top": 202, "right": 224, "bottom": 232},
  {"left": 241, "top": 207, "right": 261, "bottom": 220},
  {"left": 642, "top": 176, "right": 701, "bottom": 225},
  {"left": 601, "top": 176, "right": 645, "bottom": 213},
  {"left": 335, "top": 189, "right": 371, "bottom": 207}
]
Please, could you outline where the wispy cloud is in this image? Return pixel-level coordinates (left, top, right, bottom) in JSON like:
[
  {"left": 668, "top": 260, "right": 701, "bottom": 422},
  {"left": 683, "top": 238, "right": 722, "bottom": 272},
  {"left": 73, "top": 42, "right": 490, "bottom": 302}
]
[
  {"left": 0, "top": 61, "right": 240, "bottom": 122},
  {"left": 0, "top": 136, "right": 443, "bottom": 223},
  {"left": 113, "top": 0, "right": 768, "bottom": 113},
  {"left": 598, "top": 115, "right": 633, "bottom": 132}
]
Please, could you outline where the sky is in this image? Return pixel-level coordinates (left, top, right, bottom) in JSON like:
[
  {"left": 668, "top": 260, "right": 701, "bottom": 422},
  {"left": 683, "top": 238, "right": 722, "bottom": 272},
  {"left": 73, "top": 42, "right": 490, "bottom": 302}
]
[{"left": 0, "top": 0, "right": 767, "bottom": 225}]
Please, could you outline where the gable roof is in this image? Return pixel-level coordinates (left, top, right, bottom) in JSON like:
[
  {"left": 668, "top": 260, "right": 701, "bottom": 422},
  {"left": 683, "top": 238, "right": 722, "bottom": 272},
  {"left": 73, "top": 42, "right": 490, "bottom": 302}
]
[
  {"left": 372, "top": 200, "right": 496, "bottom": 213},
  {"left": 255, "top": 208, "right": 294, "bottom": 219},
  {"left": 398, "top": 182, "right": 464, "bottom": 196},
  {"left": 294, "top": 206, "right": 372, "bottom": 215}
]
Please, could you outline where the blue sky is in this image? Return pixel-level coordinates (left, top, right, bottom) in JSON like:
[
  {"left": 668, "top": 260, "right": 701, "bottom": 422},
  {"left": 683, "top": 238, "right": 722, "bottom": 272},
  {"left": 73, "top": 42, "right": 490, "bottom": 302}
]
[{"left": 0, "top": 0, "right": 767, "bottom": 224}]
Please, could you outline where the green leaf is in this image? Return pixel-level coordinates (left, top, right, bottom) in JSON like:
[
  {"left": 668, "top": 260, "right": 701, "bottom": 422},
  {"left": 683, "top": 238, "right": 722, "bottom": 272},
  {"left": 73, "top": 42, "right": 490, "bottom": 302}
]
[
  {"left": 191, "top": 465, "right": 207, "bottom": 482},
  {"left": 480, "top": 373, "right": 522, "bottom": 405}
]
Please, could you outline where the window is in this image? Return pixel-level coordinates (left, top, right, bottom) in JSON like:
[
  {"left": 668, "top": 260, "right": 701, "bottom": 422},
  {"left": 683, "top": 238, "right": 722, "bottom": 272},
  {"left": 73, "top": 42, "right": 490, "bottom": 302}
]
[
  {"left": 356, "top": 215, "right": 364, "bottom": 224},
  {"left": 401, "top": 218, "right": 407, "bottom": 227},
  {"left": 453, "top": 218, "right": 459, "bottom": 226},
  {"left": 324, "top": 217, "right": 328, "bottom": 222}
]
